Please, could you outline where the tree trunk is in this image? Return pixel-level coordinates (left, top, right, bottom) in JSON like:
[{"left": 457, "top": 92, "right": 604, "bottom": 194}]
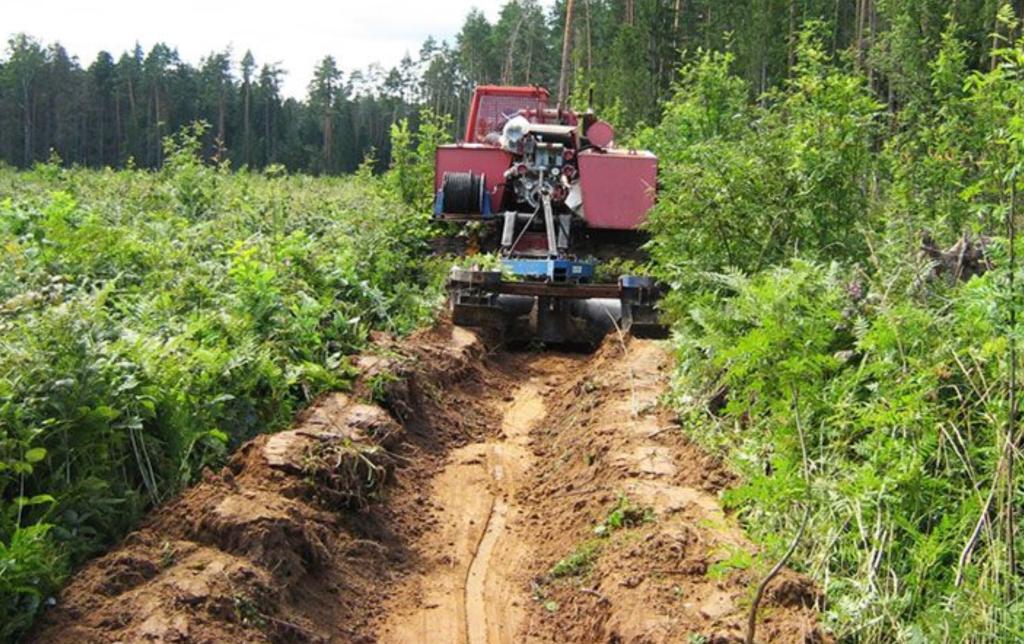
[
  {"left": 97, "top": 96, "right": 105, "bottom": 166},
  {"left": 1019, "top": 1, "right": 1024, "bottom": 42},
  {"left": 705, "top": 2, "right": 712, "bottom": 50},
  {"left": 992, "top": 4, "right": 1001, "bottom": 71},
  {"left": 557, "top": 0, "right": 576, "bottom": 108},
  {"left": 265, "top": 96, "right": 272, "bottom": 163},
  {"left": 673, "top": 0, "right": 685, "bottom": 50},
  {"left": 115, "top": 91, "right": 123, "bottom": 163},
  {"left": 501, "top": 16, "right": 525, "bottom": 84},
  {"left": 867, "top": 0, "right": 876, "bottom": 88},
  {"left": 127, "top": 78, "right": 137, "bottom": 124},
  {"left": 855, "top": 0, "right": 868, "bottom": 69},
  {"left": 832, "top": 0, "right": 841, "bottom": 54},
  {"left": 153, "top": 85, "right": 164, "bottom": 167},
  {"left": 21, "top": 80, "right": 32, "bottom": 165},
  {"left": 217, "top": 89, "right": 226, "bottom": 152},
  {"left": 243, "top": 82, "right": 252, "bottom": 166},
  {"left": 585, "top": 0, "right": 593, "bottom": 78},
  {"left": 787, "top": 0, "right": 796, "bottom": 74},
  {"left": 323, "top": 110, "right": 333, "bottom": 172}
]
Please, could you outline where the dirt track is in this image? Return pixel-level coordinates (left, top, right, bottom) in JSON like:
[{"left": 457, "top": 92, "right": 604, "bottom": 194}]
[
  {"left": 378, "top": 356, "right": 563, "bottom": 643},
  {"left": 32, "top": 324, "right": 826, "bottom": 643}
]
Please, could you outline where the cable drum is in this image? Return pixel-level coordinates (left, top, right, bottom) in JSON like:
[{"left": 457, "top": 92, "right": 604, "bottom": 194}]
[{"left": 441, "top": 171, "right": 486, "bottom": 214}]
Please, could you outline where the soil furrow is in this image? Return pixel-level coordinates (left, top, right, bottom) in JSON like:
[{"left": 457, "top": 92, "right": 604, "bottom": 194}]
[
  {"left": 31, "top": 324, "right": 827, "bottom": 643},
  {"left": 381, "top": 365, "right": 557, "bottom": 644}
]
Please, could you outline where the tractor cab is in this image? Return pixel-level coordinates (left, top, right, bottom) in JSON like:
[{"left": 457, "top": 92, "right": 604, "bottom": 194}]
[{"left": 464, "top": 86, "right": 551, "bottom": 144}]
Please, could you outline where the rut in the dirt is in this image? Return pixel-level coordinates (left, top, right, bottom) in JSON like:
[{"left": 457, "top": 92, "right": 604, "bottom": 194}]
[
  {"left": 375, "top": 336, "right": 826, "bottom": 644},
  {"left": 32, "top": 323, "right": 826, "bottom": 644},
  {"left": 378, "top": 354, "right": 568, "bottom": 644}
]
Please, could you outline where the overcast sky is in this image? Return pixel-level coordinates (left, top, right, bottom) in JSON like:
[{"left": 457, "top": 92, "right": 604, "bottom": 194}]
[{"left": 5, "top": 0, "right": 551, "bottom": 98}]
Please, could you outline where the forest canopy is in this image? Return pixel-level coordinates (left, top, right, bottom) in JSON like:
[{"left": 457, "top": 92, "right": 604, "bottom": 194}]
[{"left": 2, "top": 0, "right": 1019, "bottom": 175}]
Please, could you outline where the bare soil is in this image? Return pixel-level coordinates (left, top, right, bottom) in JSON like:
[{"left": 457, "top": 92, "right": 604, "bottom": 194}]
[{"left": 31, "top": 322, "right": 826, "bottom": 643}]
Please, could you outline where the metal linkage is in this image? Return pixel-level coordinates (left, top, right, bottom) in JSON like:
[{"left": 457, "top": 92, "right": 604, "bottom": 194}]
[{"left": 448, "top": 267, "right": 666, "bottom": 340}]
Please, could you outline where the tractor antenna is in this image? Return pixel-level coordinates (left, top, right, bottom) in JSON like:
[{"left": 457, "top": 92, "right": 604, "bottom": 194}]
[{"left": 557, "top": 0, "right": 576, "bottom": 110}]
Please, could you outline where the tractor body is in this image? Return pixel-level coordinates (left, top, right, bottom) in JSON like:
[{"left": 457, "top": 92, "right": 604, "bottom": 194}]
[{"left": 435, "top": 85, "right": 662, "bottom": 344}]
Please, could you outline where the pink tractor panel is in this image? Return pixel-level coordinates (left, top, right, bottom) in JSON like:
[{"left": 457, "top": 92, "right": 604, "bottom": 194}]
[
  {"left": 435, "top": 144, "right": 514, "bottom": 210},
  {"left": 577, "top": 149, "right": 657, "bottom": 230}
]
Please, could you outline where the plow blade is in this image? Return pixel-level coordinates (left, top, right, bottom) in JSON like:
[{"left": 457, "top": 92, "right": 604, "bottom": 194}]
[{"left": 448, "top": 268, "right": 665, "bottom": 345}]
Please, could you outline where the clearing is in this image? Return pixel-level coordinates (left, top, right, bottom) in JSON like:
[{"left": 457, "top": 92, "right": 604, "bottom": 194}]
[{"left": 32, "top": 323, "right": 825, "bottom": 643}]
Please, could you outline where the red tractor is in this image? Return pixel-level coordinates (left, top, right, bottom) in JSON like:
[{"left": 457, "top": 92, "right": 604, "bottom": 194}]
[{"left": 435, "top": 85, "right": 662, "bottom": 344}]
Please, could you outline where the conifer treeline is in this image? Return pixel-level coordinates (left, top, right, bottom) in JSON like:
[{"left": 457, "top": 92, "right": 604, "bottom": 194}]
[{"left": 0, "top": 0, "right": 1014, "bottom": 173}]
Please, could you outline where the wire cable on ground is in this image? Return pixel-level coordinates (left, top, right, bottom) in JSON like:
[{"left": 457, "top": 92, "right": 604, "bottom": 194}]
[{"left": 745, "top": 390, "right": 812, "bottom": 644}]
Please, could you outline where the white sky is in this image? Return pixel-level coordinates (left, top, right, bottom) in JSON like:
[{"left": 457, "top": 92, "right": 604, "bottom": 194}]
[{"left": 4, "top": 0, "right": 548, "bottom": 99}]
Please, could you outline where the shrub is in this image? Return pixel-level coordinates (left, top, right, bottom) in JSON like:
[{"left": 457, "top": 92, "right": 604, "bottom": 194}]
[
  {"left": 643, "top": 27, "right": 883, "bottom": 307},
  {"left": 0, "top": 123, "right": 445, "bottom": 638},
  {"left": 669, "top": 258, "right": 1024, "bottom": 638},
  {"left": 650, "top": 16, "right": 1024, "bottom": 641}
]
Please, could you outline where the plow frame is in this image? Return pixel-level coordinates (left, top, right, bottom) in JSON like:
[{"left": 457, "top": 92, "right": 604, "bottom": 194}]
[{"left": 447, "top": 267, "right": 665, "bottom": 343}]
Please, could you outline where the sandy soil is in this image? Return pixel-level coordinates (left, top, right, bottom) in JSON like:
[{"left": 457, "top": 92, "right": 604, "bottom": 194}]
[{"left": 378, "top": 355, "right": 572, "bottom": 644}]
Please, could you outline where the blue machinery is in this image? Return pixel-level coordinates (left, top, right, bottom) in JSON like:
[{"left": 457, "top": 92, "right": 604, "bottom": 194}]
[{"left": 447, "top": 263, "right": 662, "bottom": 345}]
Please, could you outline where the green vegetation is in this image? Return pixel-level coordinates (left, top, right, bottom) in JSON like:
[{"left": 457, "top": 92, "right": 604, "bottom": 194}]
[
  {"left": 550, "top": 496, "right": 654, "bottom": 579},
  {"left": 550, "top": 539, "right": 603, "bottom": 579},
  {"left": 592, "top": 494, "right": 655, "bottom": 537},
  {"left": 646, "top": 12, "right": 1024, "bottom": 641},
  {"left": 0, "top": 123, "right": 442, "bottom": 639}
]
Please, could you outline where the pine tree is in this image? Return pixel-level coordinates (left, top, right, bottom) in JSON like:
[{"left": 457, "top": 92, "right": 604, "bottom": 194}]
[{"left": 308, "top": 56, "right": 343, "bottom": 173}]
